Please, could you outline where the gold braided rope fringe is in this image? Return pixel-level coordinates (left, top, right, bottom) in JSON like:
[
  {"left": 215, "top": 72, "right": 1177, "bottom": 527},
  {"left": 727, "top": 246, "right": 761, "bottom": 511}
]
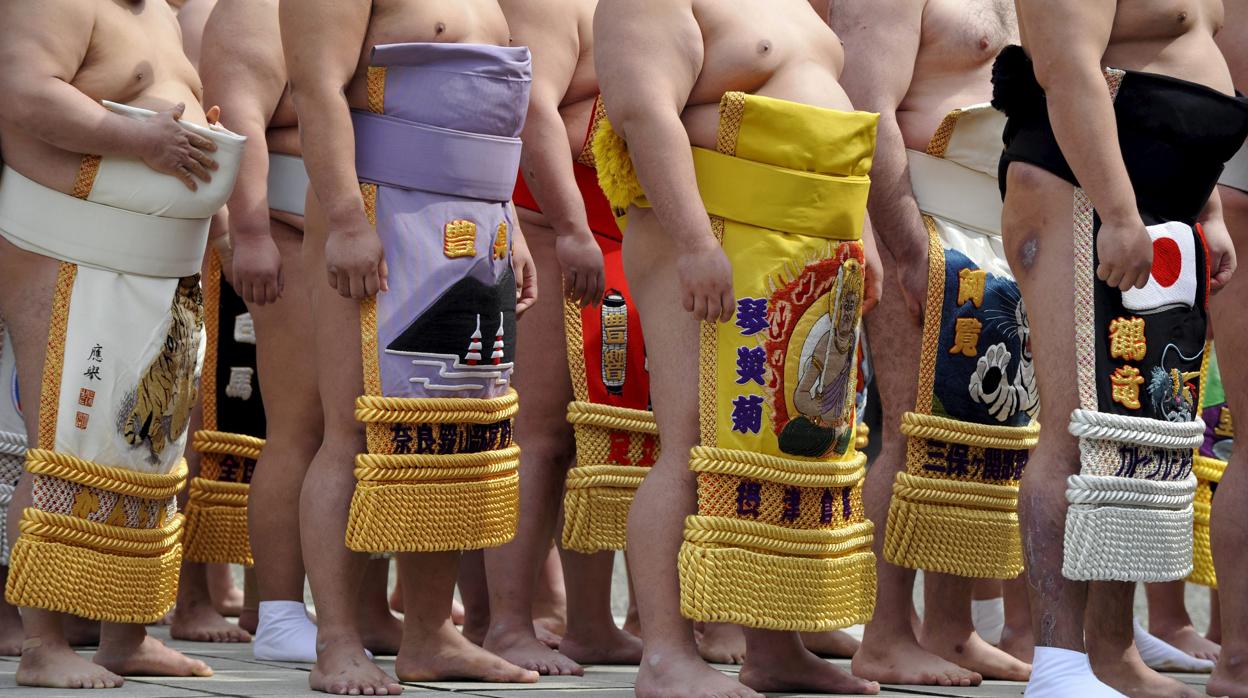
[
  {"left": 884, "top": 471, "right": 1023, "bottom": 578},
  {"left": 183, "top": 478, "right": 252, "bottom": 566},
  {"left": 562, "top": 402, "right": 659, "bottom": 552},
  {"left": 192, "top": 430, "right": 264, "bottom": 462},
  {"left": 690, "top": 446, "right": 866, "bottom": 488},
  {"left": 25, "top": 449, "right": 187, "bottom": 500},
  {"left": 6, "top": 510, "right": 183, "bottom": 623},
  {"left": 679, "top": 517, "right": 876, "bottom": 632},
  {"left": 1190, "top": 454, "right": 1224, "bottom": 588}
]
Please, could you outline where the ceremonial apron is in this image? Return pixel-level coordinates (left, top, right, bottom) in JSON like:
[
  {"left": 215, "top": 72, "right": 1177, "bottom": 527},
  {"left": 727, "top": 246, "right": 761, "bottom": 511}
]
[
  {"left": 1190, "top": 347, "right": 1231, "bottom": 587},
  {"left": 513, "top": 98, "right": 656, "bottom": 553},
  {"left": 884, "top": 104, "right": 1039, "bottom": 579},
  {"left": 995, "top": 45, "right": 1248, "bottom": 582},
  {"left": 0, "top": 323, "right": 24, "bottom": 565},
  {"left": 0, "top": 102, "right": 244, "bottom": 621},
  {"left": 595, "top": 92, "right": 878, "bottom": 631},
  {"left": 345, "top": 43, "right": 531, "bottom": 553}
]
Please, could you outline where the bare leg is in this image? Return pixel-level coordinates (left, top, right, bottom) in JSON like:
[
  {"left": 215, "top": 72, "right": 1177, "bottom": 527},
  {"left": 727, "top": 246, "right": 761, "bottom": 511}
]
[
  {"left": 1087, "top": 582, "right": 1202, "bottom": 697},
  {"left": 208, "top": 564, "right": 245, "bottom": 617},
  {"left": 558, "top": 548, "right": 642, "bottom": 666},
  {"left": 1208, "top": 591, "right": 1221, "bottom": 644},
  {"left": 850, "top": 244, "right": 982, "bottom": 687},
  {"left": 392, "top": 552, "right": 537, "bottom": 684},
  {"left": 623, "top": 212, "right": 760, "bottom": 698},
  {"left": 1145, "top": 581, "right": 1219, "bottom": 661},
  {"left": 533, "top": 546, "right": 568, "bottom": 640},
  {"left": 739, "top": 629, "right": 878, "bottom": 695},
  {"left": 482, "top": 221, "right": 582, "bottom": 675},
  {"left": 239, "top": 569, "right": 259, "bottom": 635},
  {"left": 458, "top": 551, "right": 492, "bottom": 645},
  {"left": 799, "top": 629, "right": 861, "bottom": 659},
  {"left": 624, "top": 571, "right": 640, "bottom": 637},
  {"left": 1208, "top": 183, "right": 1248, "bottom": 698},
  {"left": 0, "top": 568, "right": 22, "bottom": 656},
  {"left": 357, "top": 558, "right": 402, "bottom": 656},
  {"left": 999, "top": 574, "right": 1035, "bottom": 663},
  {"left": 919, "top": 574, "right": 1031, "bottom": 680},
  {"left": 302, "top": 202, "right": 401, "bottom": 696}
]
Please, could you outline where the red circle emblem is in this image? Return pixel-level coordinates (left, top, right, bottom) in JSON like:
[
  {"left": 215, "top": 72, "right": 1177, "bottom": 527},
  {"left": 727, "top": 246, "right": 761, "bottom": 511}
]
[{"left": 1151, "top": 237, "right": 1182, "bottom": 288}]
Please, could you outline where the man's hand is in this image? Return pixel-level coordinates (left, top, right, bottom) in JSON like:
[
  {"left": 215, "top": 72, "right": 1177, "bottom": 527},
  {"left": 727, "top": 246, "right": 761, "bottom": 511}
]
[
  {"left": 138, "top": 103, "right": 219, "bottom": 191},
  {"left": 556, "top": 231, "right": 605, "bottom": 308},
  {"left": 862, "top": 231, "right": 884, "bottom": 316},
  {"left": 896, "top": 254, "right": 929, "bottom": 323},
  {"left": 1202, "top": 219, "right": 1237, "bottom": 293},
  {"left": 677, "top": 237, "right": 734, "bottom": 323},
  {"left": 513, "top": 228, "right": 539, "bottom": 317},
  {"left": 326, "top": 218, "right": 388, "bottom": 299},
  {"left": 1096, "top": 215, "right": 1153, "bottom": 291},
  {"left": 233, "top": 235, "right": 284, "bottom": 305}
]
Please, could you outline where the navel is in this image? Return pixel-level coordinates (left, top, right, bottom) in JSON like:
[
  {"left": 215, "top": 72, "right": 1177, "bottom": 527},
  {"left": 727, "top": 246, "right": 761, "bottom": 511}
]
[{"left": 435, "top": 21, "right": 446, "bottom": 35}]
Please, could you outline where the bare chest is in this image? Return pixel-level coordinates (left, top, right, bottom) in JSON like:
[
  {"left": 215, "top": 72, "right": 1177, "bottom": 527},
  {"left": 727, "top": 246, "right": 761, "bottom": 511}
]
[
  {"left": 73, "top": 1, "right": 201, "bottom": 104},
  {"left": 918, "top": 0, "right": 1017, "bottom": 71},
  {"left": 362, "top": 0, "right": 509, "bottom": 56},
  {"left": 1111, "top": 0, "right": 1225, "bottom": 42}
]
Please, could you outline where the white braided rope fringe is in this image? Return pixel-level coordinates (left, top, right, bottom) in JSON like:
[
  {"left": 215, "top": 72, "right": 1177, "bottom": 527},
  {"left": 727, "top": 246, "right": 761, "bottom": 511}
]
[
  {"left": 1068, "top": 410, "right": 1204, "bottom": 450},
  {"left": 1065, "top": 473, "right": 1196, "bottom": 510},
  {"left": 1063, "top": 502, "right": 1193, "bottom": 581},
  {"left": 0, "top": 430, "right": 26, "bottom": 457}
]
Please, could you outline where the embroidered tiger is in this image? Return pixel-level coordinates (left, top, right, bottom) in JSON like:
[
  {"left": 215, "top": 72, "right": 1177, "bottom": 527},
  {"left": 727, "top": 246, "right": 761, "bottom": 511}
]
[{"left": 120, "top": 275, "right": 204, "bottom": 463}]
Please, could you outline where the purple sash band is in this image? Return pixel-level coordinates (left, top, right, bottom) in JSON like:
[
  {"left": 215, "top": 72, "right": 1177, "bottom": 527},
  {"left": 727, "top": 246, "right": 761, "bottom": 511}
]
[{"left": 352, "top": 111, "right": 521, "bottom": 203}]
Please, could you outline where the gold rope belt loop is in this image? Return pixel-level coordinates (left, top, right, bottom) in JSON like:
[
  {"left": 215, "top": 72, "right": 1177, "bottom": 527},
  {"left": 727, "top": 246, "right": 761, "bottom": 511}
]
[
  {"left": 355, "top": 389, "right": 519, "bottom": 425},
  {"left": 901, "top": 412, "right": 1039, "bottom": 450},
  {"left": 25, "top": 449, "right": 187, "bottom": 500}
]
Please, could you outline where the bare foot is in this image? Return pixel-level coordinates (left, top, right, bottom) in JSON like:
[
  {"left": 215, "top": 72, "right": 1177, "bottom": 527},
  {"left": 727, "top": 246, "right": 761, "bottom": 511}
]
[
  {"left": 390, "top": 581, "right": 405, "bottom": 615},
  {"left": 18, "top": 639, "right": 124, "bottom": 689},
  {"left": 698, "top": 623, "right": 746, "bottom": 665},
  {"left": 1092, "top": 651, "right": 1204, "bottom": 698},
  {"left": 741, "top": 646, "right": 880, "bottom": 695},
  {"left": 310, "top": 636, "right": 403, "bottom": 696},
  {"left": 239, "top": 607, "right": 259, "bottom": 636},
  {"left": 1208, "top": 653, "right": 1248, "bottom": 698},
  {"left": 461, "top": 614, "right": 488, "bottom": 647},
  {"left": 560, "top": 624, "right": 643, "bottom": 665},
  {"left": 171, "top": 602, "right": 252, "bottom": 643},
  {"left": 999, "top": 623, "right": 1035, "bottom": 664},
  {"left": 359, "top": 611, "right": 403, "bottom": 656},
  {"left": 1154, "top": 625, "right": 1221, "bottom": 662},
  {"left": 93, "top": 635, "right": 213, "bottom": 677},
  {"left": 533, "top": 614, "right": 565, "bottom": 644},
  {"left": 396, "top": 621, "right": 539, "bottom": 683},
  {"left": 208, "top": 564, "right": 244, "bottom": 617},
  {"left": 483, "top": 625, "right": 582, "bottom": 676},
  {"left": 635, "top": 651, "right": 760, "bottom": 698},
  {"left": 851, "top": 633, "right": 982, "bottom": 686},
  {"left": 534, "top": 622, "right": 562, "bottom": 649},
  {"left": 801, "top": 630, "right": 861, "bottom": 659},
  {"left": 451, "top": 599, "right": 464, "bottom": 626},
  {"left": 919, "top": 625, "right": 1031, "bottom": 681},
  {"left": 64, "top": 615, "right": 101, "bottom": 647}
]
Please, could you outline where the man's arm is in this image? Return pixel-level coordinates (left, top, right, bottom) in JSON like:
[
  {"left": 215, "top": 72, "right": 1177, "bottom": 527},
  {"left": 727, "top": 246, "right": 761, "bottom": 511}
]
[
  {"left": 831, "top": 0, "right": 927, "bottom": 319},
  {"left": 595, "top": 0, "right": 733, "bottom": 322},
  {"left": 1019, "top": 0, "right": 1151, "bottom": 291},
  {"left": 0, "top": 0, "right": 218, "bottom": 187},
  {"left": 501, "top": 0, "right": 604, "bottom": 307},
  {"left": 202, "top": 0, "right": 288, "bottom": 304},
  {"left": 281, "top": 0, "right": 386, "bottom": 299}
]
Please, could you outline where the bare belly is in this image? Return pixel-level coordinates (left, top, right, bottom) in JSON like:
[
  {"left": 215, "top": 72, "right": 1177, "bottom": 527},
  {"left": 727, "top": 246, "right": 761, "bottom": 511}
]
[
  {"left": 2, "top": 83, "right": 208, "bottom": 196},
  {"left": 680, "top": 64, "right": 852, "bottom": 150},
  {"left": 897, "top": 72, "right": 998, "bottom": 150},
  {"left": 1103, "top": 32, "right": 1234, "bottom": 95}
]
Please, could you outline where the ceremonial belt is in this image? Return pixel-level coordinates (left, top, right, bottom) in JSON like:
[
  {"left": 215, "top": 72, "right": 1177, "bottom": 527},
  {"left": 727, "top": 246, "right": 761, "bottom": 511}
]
[
  {"left": 352, "top": 110, "right": 521, "bottom": 202},
  {"left": 0, "top": 167, "right": 208, "bottom": 278},
  {"left": 907, "top": 150, "right": 1003, "bottom": 237}
]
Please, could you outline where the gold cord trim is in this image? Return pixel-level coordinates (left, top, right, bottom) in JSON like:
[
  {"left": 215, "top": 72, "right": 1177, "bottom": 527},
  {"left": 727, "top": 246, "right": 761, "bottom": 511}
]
[
  {"left": 26, "top": 449, "right": 188, "bottom": 500},
  {"left": 201, "top": 250, "right": 222, "bottom": 430},
  {"left": 684, "top": 516, "right": 874, "bottom": 557},
  {"left": 18, "top": 508, "right": 183, "bottom": 556},
  {"left": 901, "top": 412, "right": 1039, "bottom": 450},
  {"left": 354, "top": 445, "right": 521, "bottom": 482},
  {"left": 891, "top": 471, "right": 1019, "bottom": 511},
  {"left": 37, "top": 263, "right": 77, "bottom": 452},
  {"left": 689, "top": 446, "right": 867, "bottom": 488},
  {"left": 71, "top": 156, "right": 102, "bottom": 200},
  {"left": 192, "top": 430, "right": 265, "bottom": 461},
  {"left": 566, "top": 401, "right": 659, "bottom": 435},
  {"left": 1193, "top": 455, "right": 1226, "bottom": 485},
  {"left": 355, "top": 389, "right": 519, "bottom": 425}
]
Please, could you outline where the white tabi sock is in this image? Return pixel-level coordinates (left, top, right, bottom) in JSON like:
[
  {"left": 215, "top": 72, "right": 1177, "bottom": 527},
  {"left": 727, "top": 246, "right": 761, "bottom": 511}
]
[
  {"left": 1133, "top": 620, "right": 1216, "bottom": 673},
  {"left": 253, "top": 600, "right": 319, "bottom": 663},
  {"left": 1025, "top": 647, "right": 1125, "bottom": 697},
  {"left": 972, "top": 597, "right": 1005, "bottom": 646}
]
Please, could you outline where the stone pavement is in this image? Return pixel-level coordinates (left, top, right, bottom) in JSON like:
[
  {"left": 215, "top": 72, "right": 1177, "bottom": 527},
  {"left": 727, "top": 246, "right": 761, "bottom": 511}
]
[{"left": 0, "top": 625, "right": 1214, "bottom": 698}]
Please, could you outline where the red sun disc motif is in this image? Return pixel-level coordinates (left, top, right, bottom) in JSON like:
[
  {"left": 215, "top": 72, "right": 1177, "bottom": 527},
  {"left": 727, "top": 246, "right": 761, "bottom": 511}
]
[{"left": 1151, "top": 237, "right": 1182, "bottom": 288}]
